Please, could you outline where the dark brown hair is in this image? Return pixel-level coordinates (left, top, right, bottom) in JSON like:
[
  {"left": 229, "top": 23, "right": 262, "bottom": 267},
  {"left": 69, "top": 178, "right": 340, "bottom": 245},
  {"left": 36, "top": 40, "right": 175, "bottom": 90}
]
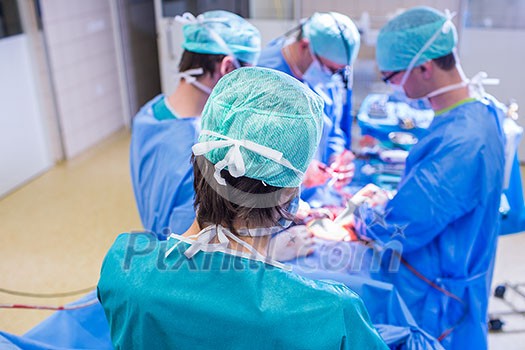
[
  {"left": 433, "top": 52, "right": 456, "bottom": 71},
  {"left": 192, "top": 155, "right": 297, "bottom": 235},
  {"left": 178, "top": 50, "right": 250, "bottom": 78},
  {"left": 178, "top": 50, "right": 227, "bottom": 77}
]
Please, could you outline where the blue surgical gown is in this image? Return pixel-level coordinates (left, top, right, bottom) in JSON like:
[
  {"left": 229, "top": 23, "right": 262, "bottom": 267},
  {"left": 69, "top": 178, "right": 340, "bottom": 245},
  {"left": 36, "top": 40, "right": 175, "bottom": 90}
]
[
  {"left": 130, "top": 95, "right": 199, "bottom": 235},
  {"left": 257, "top": 38, "right": 347, "bottom": 164},
  {"left": 98, "top": 233, "right": 388, "bottom": 349},
  {"left": 359, "top": 97, "right": 505, "bottom": 349}
]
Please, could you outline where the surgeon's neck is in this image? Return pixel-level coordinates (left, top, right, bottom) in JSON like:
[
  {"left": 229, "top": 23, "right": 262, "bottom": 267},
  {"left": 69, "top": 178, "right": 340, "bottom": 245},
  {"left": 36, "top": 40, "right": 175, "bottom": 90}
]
[
  {"left": 427, "top": 67, "right": 470, "bottom": 112},
  {"left": 167, "top": 79, "right": 210, "bottom": 118},
  {"left": 281, "top": 39, "right": 312, "bottom": 81},
  {"left": 183, "top": 219, "right": 271, "bottom": 256}
]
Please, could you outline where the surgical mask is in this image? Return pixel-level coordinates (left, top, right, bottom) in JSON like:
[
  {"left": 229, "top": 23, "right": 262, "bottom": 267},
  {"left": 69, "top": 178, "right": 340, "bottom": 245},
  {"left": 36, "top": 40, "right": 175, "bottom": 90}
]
[
  {"left": 303, "top": 57, "right": 334, "bottom": 89},
  {"left": 278, "top": 194, "right": 300, "bottom": 228},
  {"left": 388, "top": 82, "right": 406, "bottom": 94}
]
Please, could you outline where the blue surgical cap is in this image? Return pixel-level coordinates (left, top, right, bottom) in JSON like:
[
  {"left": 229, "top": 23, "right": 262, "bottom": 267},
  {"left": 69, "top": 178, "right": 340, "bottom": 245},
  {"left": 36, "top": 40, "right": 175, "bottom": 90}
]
[
  {"left": 197, "top": 67, "right": 324, "bottom": 188},
  {"left": 182, "top": 10, "right": 261, "bottom": 65},
  {"left": 303, "top": 12, "right": 361, "bottom": 66},
  {"left": 376, "top": 6, "right": 457, "bottom": 72}
]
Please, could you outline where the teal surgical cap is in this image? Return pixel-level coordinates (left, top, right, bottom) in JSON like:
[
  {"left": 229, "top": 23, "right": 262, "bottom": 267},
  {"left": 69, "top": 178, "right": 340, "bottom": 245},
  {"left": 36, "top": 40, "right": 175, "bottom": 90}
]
[
  {"left": 376, "top": 6, "right": 457, "bottom": 72},
  {"left": 197, "top": 67, "right": 324, "bottom": 188},
  {"left": 181, "top": 10, "right": 261, "bottom": 65},
  {"left": 303, "top": 12, "right": 361, "bottom": 66}
]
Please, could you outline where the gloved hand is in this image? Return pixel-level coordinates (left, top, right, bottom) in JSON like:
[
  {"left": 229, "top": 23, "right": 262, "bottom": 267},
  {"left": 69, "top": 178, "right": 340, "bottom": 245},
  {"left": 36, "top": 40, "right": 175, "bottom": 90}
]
[
  {"left": 295, "top": 199, "right": 312, "bottom": 221},
  {"left": 352, "top": 183, "right": 390, "bottom": 208},
  {"left": 307, "top": 218, "right": 352, "bottom": 241},
  {"left": 302, "top": 160, "right": 331, "bottom": 188},
  {"left": 267, "top": 225, "right": 315, "bottom": 262},
  {"left": 329, "top": 150, "right": 356, "bottom": 189}
]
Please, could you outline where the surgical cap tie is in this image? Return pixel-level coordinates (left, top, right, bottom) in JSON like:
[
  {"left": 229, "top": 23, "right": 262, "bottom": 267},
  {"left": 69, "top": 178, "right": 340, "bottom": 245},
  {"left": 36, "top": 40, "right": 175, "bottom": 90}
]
[
  {"left": 165, "top": 225, "right": 291, "bottom": 270},
  {"left": 192, "top": 130, "right": 304, "bottom": 186},
  {"left": 175, "top": 12, "right": 241, "bottom": 69},
  {"left": 176, "top": 68, "right": 212, "bottom": 95},
  {"left": 399, "top": 9, "right": 456, "bottom": 88}
]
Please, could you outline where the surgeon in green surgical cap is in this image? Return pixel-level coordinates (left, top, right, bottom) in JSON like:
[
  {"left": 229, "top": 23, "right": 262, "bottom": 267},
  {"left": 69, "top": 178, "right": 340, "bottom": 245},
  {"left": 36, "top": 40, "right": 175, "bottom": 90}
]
[{"left": 99, "top": 67, "right": 388, "bottom": 350}]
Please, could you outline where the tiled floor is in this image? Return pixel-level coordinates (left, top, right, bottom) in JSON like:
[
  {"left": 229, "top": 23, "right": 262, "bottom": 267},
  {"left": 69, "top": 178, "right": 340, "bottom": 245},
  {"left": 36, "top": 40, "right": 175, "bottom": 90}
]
[{"left": 1, "top": 129, "right": 524, "bottom": 348}]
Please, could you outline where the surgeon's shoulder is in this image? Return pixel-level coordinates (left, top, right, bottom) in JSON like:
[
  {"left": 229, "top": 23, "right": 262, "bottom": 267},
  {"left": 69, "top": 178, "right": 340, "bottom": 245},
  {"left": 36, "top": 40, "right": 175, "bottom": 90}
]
[
  {"left": 100, "top": 232, "right": 159, "bottom": 272},
  {"left": 312, "top": 279, "right": 388, "bottom": 349},
  {"left": 133, "top": 94, "right": 164, "bottom": 121},
  {"left": 286, "top": 274, "right": 370, "bottom": 319},
  {"left": 438, "top": 100, "right": 497, "bottom": 148},
  {"left": 311, "top": 278, "right": 367, "bottom": 310}
]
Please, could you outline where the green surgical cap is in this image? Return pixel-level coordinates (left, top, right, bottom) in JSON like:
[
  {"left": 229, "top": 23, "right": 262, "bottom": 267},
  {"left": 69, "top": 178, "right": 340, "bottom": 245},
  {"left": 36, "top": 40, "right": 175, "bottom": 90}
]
[
  {"left": 198, "top": 67, "right": 324, "bottom": 188},
  {"left": 182, "top": 10, "right": 261, "bottom": 65},
  {"left": 303, "top": 12, "right": 361, "bottom": 66},
  {"left": 376, "top": 6, "right": 457, "bottom": 72}
]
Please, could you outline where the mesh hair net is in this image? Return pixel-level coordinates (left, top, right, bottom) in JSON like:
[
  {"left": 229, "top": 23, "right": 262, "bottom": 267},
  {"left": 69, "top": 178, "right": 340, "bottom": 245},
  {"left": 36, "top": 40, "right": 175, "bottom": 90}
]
[
  {"left": 197, "top": 67, "right": 324, "bottom": 188},
  {"left": 182, "top": 10, "right": 261, "bottom": 65},
  {"left": 303, "top": 12, "right": 361, "bottom": 66},
  {"left": 376, "top": 6, "right": 457, "bottom": 72}
]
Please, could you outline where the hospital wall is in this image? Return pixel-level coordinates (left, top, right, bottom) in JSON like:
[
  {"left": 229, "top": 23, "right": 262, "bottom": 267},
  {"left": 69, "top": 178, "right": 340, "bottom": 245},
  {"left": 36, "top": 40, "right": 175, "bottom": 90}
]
[
  {"left": 461, "top": 29, "right": 525, "bottom": 161},
  {"left": 0, "top": 34, "right": 53, "bottom": 198},
  {"left": 1, "top": 0, "right": 160, "bottom": 198},
  {"left": 0, "top": 0, "right": 61, "bottom": 198},
  {"left": 114, "top": 0, "right": 161, "bottom": 124},
  {"left": 299, "top": 0, "right": 459, "bottom": 18},
  {"left": 39, "top": 0, "right": 125, "bottom": 159},
  {"left": 460, "top": 0, "right": 525, "bottom": 160}
]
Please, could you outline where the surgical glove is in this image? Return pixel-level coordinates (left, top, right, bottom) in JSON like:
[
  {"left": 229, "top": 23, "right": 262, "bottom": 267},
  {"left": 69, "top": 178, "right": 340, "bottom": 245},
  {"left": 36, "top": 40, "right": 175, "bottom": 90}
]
[
  {"left": 329, "top": 150, "right": 356, "bottom": 189},
  {"left": 302, "top": 160, "right": 331, "bottom": 188},
  {"left": 352, "top": 183, "right": 389, "bottom": 208},
  {"left": 308, "top": 218, "right": 354, "bottom": 241},
  {"left": 268, "top": 225, "right": 315, "bottom": 262},
  {"left": 296, "top": 199, "right": 312, "bottom": 221}
]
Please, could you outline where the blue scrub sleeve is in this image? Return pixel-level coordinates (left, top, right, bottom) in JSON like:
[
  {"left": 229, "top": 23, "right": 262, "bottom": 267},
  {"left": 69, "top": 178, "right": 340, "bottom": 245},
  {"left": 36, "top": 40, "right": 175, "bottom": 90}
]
[
  {"left": 326, "top": 114, "right": 347, "bottom": 163},
  {"left": 361, "top": 141, "right": 483, "bottom": 253}
]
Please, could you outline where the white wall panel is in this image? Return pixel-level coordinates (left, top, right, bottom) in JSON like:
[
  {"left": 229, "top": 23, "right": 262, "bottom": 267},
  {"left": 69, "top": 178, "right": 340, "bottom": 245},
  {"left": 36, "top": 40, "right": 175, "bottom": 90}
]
[
  {"left": 0, "top": 35, "right": 53, "bottom": 197},
  {"left": 40, "top": 0, "right": 124, "bottom": 159},
  {"left": 461, "top": 28, "right": 525, "bottom": 161}
]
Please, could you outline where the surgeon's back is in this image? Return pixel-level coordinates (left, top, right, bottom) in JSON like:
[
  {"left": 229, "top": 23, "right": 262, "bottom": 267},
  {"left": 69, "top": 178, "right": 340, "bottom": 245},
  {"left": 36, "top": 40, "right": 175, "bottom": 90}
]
[{"left": 98, "top": 233, "right": 387, "bottom": 350}]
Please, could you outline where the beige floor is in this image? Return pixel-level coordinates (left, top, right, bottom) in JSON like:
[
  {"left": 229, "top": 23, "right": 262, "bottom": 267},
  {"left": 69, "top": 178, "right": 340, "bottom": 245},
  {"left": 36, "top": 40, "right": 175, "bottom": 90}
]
[
  {"left": 1, "top": 129, "right": 525, "bottom": 348},
  {"left": 0, "top": 129, "right": 142, "bottom": 334}
]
